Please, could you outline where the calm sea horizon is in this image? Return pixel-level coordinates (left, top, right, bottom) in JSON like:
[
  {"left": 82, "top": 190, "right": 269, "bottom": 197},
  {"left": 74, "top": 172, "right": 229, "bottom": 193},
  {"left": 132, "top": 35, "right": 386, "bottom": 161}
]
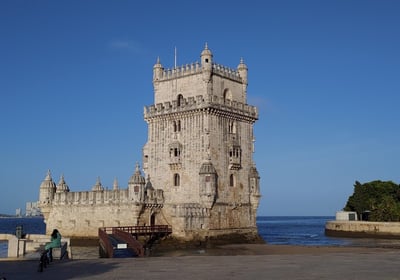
[{"left": 2, "top": 216, "right": 400, "bottom": 258}]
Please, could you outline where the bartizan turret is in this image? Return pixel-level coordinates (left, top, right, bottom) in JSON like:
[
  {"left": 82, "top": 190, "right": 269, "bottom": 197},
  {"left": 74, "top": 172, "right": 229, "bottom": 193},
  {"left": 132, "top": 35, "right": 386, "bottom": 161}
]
[
  {"left": 56, "top": 174, "right": 69, "bottom": 193},
  {"left": 39, "top": 170, "right": 56, "bottom": 205},
  {"left": 128, "top": 163, "right": 146, "bottom": 203},
  {"left": 153, "top": 57, "right": 163, "bottom": 82},
  {"left": 92, "top": 177, "right": 104, "bottom": 192},
  {"left": 199, "top": 161, "right": 217, "bottom": 209},
  {"left": 237, "top": 58, "right": 248, "bottom": 100},
  {"left": 249, "top": 165, "right": 261, "bottom": 209},
  {"left": 201, "top": 43, "right": 213, "bottom": 83},
  {"left": 38, "top": 170, "right": 56, "bottom": 222}
]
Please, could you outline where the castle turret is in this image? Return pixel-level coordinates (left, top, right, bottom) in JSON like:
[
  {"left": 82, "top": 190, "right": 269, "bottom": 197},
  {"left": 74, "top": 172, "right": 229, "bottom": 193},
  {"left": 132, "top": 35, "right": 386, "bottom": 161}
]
[
  {"left": 92, "top": 177, "right": 104, "bottom": 192},
  {"left": 128, "top": 162, "right": 146, "bottom": 202},
  {"left": 201, "top": 43, "right": 213, "bottom": 83},
  {"left": 39, "top": 170, "right": 56, "bottom": 205},
  {"left": 153, "top": 57, "right": 163, "bottom": 82},
  {"left": 237, "top": 58, "right": 248, "bottom": 99},
  {"left": 199, "top": 161, "right": 217, "bottom": 209},
  {"left": 113, "top": 177, "right": 119, "bottom": 190},
  {"left": 249, "top": 166, "right": 261, "bottom": 209},
  {"left": 56, "top": 174, "right": 69, "bottom": 193}
]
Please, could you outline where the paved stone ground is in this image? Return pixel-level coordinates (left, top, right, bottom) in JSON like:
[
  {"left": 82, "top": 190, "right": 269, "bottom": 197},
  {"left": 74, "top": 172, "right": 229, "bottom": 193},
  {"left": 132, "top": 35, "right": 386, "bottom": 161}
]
[{"left": 1, "top": 249, "right": 400, "bottom": 280}]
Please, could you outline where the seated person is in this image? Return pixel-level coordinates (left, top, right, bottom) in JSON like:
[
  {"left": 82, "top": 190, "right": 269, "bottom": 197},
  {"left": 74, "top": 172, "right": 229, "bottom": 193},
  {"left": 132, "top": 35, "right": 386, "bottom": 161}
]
[{"left": 45, "top": 229, "right": 61, "bottom": 261}]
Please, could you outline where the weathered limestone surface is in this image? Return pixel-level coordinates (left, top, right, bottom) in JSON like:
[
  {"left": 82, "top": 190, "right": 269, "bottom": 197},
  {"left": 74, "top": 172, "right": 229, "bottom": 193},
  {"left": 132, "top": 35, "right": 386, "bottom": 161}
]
[{"left": 39, "top": 44, "right": 261, "bottom": 242}]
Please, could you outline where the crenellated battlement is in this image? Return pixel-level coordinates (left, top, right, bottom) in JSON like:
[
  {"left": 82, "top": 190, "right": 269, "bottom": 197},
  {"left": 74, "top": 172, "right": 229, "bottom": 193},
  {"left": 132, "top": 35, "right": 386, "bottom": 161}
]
[
  {"left": 52, "top": 189, "right": 129, "bottom": 205},
  {"left": 155, "top": 62, "right": 242, "bottom": 83},
  {"left": 212, "top": 63, "right": 242, "bottom": 82},
  {"left": 144, "top": 94, "right": 258, "bottom": 120},
  {"left": 157, "top": 62, "right": 201, "bottom": 81},
  {"left": 51, "top": 188, "right": 164, "bottom": 206}
]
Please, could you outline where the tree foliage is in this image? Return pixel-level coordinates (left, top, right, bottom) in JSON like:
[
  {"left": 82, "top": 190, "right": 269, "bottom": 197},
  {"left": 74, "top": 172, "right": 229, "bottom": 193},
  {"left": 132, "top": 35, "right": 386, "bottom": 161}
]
[{"left": 344, "top": 180, "right": 400, "bottom": 221}]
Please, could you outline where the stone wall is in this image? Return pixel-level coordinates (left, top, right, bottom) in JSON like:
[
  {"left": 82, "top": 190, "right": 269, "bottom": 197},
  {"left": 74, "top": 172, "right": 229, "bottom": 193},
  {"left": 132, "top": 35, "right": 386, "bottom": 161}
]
[{"left": 325, "top": 221, "right": 400, "bottom": 238}]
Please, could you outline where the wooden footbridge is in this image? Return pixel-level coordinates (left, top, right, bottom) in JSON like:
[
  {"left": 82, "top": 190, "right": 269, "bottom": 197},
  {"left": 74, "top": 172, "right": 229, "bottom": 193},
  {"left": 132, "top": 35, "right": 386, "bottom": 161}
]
[{"left": 98, "top": 225, "right": 172, "bottom": 258}]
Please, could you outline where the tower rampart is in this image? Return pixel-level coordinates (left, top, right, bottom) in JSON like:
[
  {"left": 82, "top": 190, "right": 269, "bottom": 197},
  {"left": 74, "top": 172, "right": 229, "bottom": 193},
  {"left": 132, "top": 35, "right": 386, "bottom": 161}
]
[{"left": 144, "top": 94, "right": 258, "bottom": 121}]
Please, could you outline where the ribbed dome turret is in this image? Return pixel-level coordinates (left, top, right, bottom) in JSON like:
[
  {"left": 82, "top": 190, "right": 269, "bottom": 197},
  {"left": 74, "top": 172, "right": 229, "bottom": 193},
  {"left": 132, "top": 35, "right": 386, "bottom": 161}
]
[
  {"left": 129, "top": 163, "right": 145, "bottom": 185},
  {"left": 56, "top": 174, "right": 70, "bottom": 193},
  {"left": 237, "top": 57, "right": 248, "bottom": 88},
  {"left": 199, "top": 161, "right": 217, "bottom": 174},
  {"left": 153, "top": 56, "right": 162, "bottom": 69},
  {"left": 92, "top": 177, "right": 104, "bottom": 192},
  {"left": 249, "top": 166, "right": 259, "bottom": 178},
  {"left": 201, "top": 42, "right": 213, "bottom": 56},
  {"left": 40, "top": 170, "right": 56, "bottom": 190},
  {"left": 237, "top": 57, "right": 247, "bottom": 71}
]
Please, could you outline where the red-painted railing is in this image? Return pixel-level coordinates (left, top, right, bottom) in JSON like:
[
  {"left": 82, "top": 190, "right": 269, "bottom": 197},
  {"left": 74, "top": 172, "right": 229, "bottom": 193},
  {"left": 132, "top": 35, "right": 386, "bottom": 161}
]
[
  {"left": 98, "top": 228, "right": 113, "bottom": 258},
  {"left": 98, "top": 225, "right": 172, "bottom": 258},
  {"left": 100, "top": 225, "right": 172, "bottom": 235},
  {"left": 113, "top": 229, "right": 144, "bottom": 257}
]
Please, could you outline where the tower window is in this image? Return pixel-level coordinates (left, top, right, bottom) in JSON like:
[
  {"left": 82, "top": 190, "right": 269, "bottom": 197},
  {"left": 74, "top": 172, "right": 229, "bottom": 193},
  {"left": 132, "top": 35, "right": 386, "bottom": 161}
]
[
  {"left": 174, "top": 148, "right": 180, "bottom": 157},
  {"left": 229, "top": 146, "right": 241, "bottom": 159},
  {"left": 177, "top": 94, "right": 184, "bottom": 107},
  {"left": 173, "top": 120, "right": 181, "bottom": 132},
  {"left": 205, "top": 59, "right": 209, "bottom": 63},
  {"left": 174, "top": 173, "right": 180, "bottom": 186},
  {"left": 169, "top": 141, "right": 182, "bottom": 163},
  {"left": 229, "top": 174, "right": 235, "bottom": 187},
  {"left": 228, "top": 120, "right": 236, "bottom": 134}
]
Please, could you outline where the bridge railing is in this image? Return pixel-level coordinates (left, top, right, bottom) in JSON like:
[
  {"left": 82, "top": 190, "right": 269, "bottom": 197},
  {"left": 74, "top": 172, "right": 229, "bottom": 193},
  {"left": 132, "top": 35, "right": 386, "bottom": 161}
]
[
  {"left": 98, "top": 225, "right": 172, "bottom": 258},
  {"left": 100, "top": 225, "right": 172, "bottom": 235},
  {"left": 98, "top": 228, "right": 113, "bottom": 258},
  {"left": 113, "top": 229, "right": 144, "bottom": 257}
]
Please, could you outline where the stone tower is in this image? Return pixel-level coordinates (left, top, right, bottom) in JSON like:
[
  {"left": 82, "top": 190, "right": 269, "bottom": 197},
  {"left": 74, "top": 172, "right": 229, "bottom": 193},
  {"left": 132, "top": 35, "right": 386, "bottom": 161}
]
[
  {"left": 38, "top": 44, "right": 260, "bottom": 242},
  {"left": 143, "top": 44, "right": 261, "bottom": 240}
]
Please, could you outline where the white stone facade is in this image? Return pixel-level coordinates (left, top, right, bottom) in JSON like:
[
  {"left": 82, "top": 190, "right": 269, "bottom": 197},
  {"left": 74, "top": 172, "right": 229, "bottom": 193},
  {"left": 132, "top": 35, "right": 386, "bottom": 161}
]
[{"left": 39, "top": 45, "right": 261, "bottom": 241}]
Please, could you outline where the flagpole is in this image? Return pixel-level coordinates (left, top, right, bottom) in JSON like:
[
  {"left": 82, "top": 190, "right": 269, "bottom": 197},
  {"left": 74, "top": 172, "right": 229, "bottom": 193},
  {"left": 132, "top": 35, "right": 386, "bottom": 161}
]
[{"left": 174, "top": 46, "right": 177, "bottom": 69}]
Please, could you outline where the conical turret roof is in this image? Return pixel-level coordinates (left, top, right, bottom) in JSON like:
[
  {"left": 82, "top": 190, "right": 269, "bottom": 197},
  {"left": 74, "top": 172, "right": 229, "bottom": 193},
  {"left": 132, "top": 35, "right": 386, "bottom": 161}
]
[{"left": 199, "top": 161, "right": 217, "bottom": 174}]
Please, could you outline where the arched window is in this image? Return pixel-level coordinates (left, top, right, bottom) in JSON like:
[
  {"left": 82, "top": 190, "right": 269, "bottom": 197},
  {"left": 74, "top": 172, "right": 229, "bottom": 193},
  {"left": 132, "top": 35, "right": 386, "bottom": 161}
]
[
  {"left": 174, "top": 173, "right": 180, "bottom": 186},
  {"left": 228, "top": 121, "right": 236, "bottom": 134},
  {"left": 229, "top": 174, "right": 234, "bottom": 187},
  {"left": 223, "top": 89, "right": 232, "bottom": 103},
  {"left": 177, "top": 94, "right": 184, "bottom": 107},
  {"left": 173, "top": 120, "right": 181, "bottom": 132}
]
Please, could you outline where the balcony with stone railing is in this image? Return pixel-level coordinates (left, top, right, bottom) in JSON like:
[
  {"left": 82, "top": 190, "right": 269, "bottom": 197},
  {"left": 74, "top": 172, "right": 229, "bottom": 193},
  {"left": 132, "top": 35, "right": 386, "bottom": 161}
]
[{"left": 144, "top": 95, "right": 258, "bottom": 120}]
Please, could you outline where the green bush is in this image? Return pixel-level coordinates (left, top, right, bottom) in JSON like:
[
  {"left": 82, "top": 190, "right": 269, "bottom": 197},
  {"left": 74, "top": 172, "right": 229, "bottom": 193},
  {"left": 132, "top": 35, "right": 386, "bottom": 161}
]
[{"left": 344, "top": 180, "right": 400, "bottom": 221}]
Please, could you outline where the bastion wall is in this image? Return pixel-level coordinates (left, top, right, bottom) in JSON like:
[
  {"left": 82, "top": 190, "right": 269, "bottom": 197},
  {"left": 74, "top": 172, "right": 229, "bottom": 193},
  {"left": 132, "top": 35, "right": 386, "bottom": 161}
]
[{"left": 325, "top": 220, "right": 400, "bottom": 238}]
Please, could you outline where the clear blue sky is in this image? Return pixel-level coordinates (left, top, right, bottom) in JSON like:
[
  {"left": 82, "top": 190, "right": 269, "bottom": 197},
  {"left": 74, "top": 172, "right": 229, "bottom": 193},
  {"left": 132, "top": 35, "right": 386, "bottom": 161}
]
[{"left": 1, "top": 0, "right": 399, "bottom": 216}]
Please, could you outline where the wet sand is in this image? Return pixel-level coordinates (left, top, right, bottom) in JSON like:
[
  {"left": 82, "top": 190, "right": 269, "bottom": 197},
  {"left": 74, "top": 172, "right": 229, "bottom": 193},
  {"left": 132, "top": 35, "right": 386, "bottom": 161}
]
[{"left": 1, "top": 244, "right": 400, "bottom": 279}]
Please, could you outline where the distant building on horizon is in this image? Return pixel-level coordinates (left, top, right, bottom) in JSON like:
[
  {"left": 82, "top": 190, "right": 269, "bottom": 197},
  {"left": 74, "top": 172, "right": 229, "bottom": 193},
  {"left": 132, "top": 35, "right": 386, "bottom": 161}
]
[
  {"left": 39, "top": 44, "right": 261, "bottom": 242},
  {"left": 25, "top": 201, "right": 42, "bottom": 217},
  {"left": 15, "top": 208, "right": 21, "bottom": 217}
]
